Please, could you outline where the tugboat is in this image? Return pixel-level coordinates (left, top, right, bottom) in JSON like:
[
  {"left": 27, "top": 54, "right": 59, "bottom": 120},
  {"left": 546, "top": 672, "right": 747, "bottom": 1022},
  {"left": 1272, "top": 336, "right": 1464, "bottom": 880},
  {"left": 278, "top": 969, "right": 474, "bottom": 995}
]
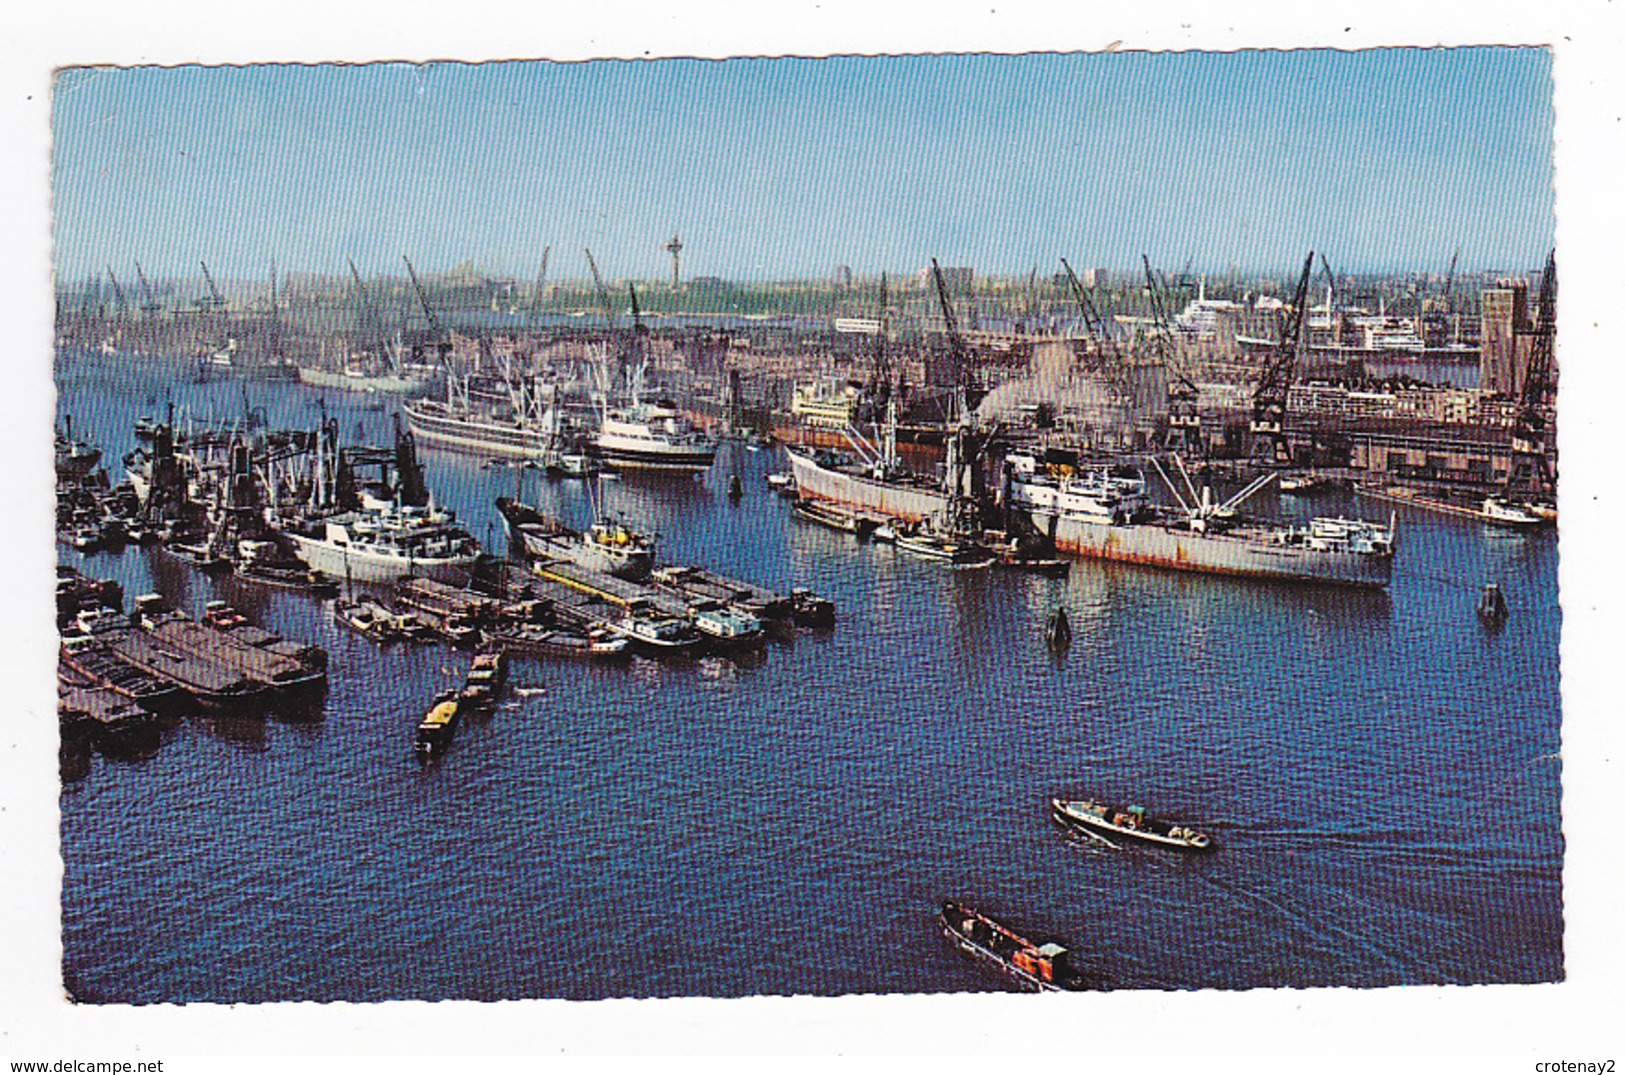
[
  {"left": 938, "top": 901, "right": 1086, "bottom": 992},
  {"left": 789, "top": 587, "right": 836, "bottom": 627},
  {"left": 1477, "top": 582, "right": 1510, "bottom": 626},
  {"left": 1050, "top": 796, "right": 1214, "bottom": 851}
]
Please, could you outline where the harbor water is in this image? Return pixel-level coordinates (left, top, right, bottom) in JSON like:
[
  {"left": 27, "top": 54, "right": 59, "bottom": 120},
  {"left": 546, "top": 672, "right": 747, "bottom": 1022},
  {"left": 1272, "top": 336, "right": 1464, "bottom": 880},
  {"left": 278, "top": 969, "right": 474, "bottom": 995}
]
[{"left": 55, "top": 353, "right": 1562, "bottom": 1001}]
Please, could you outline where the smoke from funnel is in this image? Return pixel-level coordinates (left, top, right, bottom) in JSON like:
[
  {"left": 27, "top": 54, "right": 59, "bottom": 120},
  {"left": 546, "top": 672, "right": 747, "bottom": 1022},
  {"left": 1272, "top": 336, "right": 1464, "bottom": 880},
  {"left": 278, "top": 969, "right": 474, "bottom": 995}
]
[{"left": 974, "top": 340, "right": 1117, "bottom": 424}]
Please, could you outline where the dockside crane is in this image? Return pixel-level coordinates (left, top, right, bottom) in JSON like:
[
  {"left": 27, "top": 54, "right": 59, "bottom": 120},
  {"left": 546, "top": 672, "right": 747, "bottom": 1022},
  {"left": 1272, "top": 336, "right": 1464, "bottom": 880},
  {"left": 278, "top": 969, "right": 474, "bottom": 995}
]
[
  {"left": 346, "top": 258, "right": 396, "bottom": 370},
  {"left": 1060, "top": 257, "right": 1132, "bottom": 408},
  {"left": 1249, "top": 251, "right": 1316, "bottom": 465},
  {"left": 134, "top": 261, "right": 162, "bottom": 318},
  {"left": 199, "top": 261, "right": 226, "bottom": 310},
  {"left": 528, "top": 246, "right": 551, "bottom": 324},
  {"left": 1142, "top": 254, "right": 1202, "bottom": 456},
  {"left": 401, "top": 256, "right": 443, "bottom": 339},
  {"left": 105, "top": 267, "right": 130, "bottom": 322},
  {"left": 931, "top": 258, "right": 993, "bottom": 539},
  {"left": 1507, "top": 250, "right": 1557, "bottom": 504}
]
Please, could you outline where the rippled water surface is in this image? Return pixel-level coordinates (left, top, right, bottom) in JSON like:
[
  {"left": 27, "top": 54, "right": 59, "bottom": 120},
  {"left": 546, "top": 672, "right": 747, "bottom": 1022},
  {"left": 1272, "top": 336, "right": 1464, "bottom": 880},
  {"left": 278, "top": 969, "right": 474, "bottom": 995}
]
[{"left": 56, "top": 353, "right": 1562, "bottom": 1001}]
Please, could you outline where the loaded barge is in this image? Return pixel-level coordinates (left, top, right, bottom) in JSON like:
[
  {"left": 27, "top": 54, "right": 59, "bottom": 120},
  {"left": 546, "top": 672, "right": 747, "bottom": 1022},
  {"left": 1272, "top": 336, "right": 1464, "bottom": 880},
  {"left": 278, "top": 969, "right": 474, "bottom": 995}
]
[{"left": 939, "top": 901, "right": 1085, "bottom": 992}]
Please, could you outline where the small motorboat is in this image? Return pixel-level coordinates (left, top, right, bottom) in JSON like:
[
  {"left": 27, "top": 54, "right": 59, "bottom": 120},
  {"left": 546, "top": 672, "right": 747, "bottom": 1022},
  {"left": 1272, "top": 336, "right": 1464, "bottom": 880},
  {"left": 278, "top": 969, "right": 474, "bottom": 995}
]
[
  {"left": 789, "top": 587, "right": 835, "bottom": 627},
  {"left": 895, "top": 530, "right": 991, "bottom": 567},
  {"left": 1050, "top": 796, "right": 1214, "bottom": 851},
  {"left": 938, "top": 901, "right": 1086, "bottom": 992}
]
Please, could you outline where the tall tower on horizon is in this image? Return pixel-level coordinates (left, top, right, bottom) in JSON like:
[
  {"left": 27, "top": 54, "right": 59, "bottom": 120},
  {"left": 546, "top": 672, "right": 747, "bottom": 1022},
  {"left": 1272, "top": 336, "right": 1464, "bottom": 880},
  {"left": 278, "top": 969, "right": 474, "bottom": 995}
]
[{"left": 664, "top": 235, "right": 684, "bottom": 289}]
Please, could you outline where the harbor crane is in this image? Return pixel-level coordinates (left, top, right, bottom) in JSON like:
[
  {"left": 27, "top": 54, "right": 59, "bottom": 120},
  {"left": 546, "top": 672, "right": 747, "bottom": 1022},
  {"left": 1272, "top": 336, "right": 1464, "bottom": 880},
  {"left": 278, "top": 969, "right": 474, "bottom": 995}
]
[
  {"left": 1507, "top": 250, "right": 1557, "bottom": 504},
  {"left": 267, "top": 258, "right": 284, "bottom": 363},
  {"left": 347, "top": 258, "right": 391, "bottom": 368},
  {"left": 1249, "top": 251, "right": 1316, "bottom": 465},
  {"left": 1141, "top": 254, "right": 1203, "bottom": 456},
  {"left": 105, "top": 267, "right": 130, "bottom": 321},
  {"left": 1060, "top": 257, "right": 1132, "bottom": 409},
  {"left": 199, "top": 261, "right": 226, "bottom": 310},
  {"left": 401, "top": 255, "right": 444, "bottom": 339},
  {"left": 528, "top": 246, "right": 551, "bottom": 324},
  {"left": 930, "top": 258, "right": 995, "bottom": 540},
  {"left": 583, "top": 248, "right": 616, "bottom": 331},
  {"left": 133, "top": 261, "right": 162, "bottom": 318}
]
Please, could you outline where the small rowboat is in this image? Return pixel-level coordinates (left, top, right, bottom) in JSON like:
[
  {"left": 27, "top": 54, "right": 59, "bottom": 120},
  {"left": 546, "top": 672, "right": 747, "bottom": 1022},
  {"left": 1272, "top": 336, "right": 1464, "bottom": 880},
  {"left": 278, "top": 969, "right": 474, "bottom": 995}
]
[{"left": 1050, "top": 796, "right": 1214, "bottom": 851}]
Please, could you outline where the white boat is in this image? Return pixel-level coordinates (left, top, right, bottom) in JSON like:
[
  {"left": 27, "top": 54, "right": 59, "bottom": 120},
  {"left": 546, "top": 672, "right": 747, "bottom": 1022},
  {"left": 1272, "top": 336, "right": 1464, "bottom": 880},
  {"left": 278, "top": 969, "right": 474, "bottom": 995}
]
[
  {"left": 285, "top": 501, "right": 481, "bottom": 585},
  {"left": 496, "top": 497, "right": 655, "bottom": 581},
  {"left": 1480, "top": 496, "right": 1543, "bottom": 528},
  {"left": 593, "top": 403, "right": 717, "bottom": 473}
]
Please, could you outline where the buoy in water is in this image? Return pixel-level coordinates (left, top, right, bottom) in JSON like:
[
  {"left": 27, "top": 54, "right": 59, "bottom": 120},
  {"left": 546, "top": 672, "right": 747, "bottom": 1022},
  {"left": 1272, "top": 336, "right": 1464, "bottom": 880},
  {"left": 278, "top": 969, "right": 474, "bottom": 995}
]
[
  {"left": 1477, "top": 582, "right": 1509, "bottom": 625},
  {"left": 1045, "top": 607, "right": 1072, "bottom": 652},
  {"left": 727, "top": 474, "right": 744, "bottom": 500}
]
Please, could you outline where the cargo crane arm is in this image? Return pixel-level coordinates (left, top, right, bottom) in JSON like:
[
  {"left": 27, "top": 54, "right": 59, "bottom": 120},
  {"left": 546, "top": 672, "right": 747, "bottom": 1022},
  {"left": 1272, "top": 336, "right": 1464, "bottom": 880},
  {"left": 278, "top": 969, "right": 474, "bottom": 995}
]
[
  {"left": 401, "top": 255, "right": 444, "bottom": 339},
  {"left": 930, "top": 258, "right": 973, "bottom": 422},
  {"left": 105, "top": 268, "right": 130, "bottom": 319},
  {"left": 134, "top": 261, "right": 161, "bottom": 315},
  {"left": 1249, "top": 251, "right": 1315, "bottom": 464},
  {"left": 583, "top": 248, "right": 616, "bottom": 332},
  {"left": 1508, "top": 250, "right": 1557, "bottom": 500},
  {"left": 348, "top": 258, "right": 391, "bottom": 369},
  {"left": 1060, "top": 257, "right": 1131, "bottom": 404},
  {"left": 1142, "top": 255, "right": 1203, "bottom": 454},
  {"left": 199, "top": 261, "right": 226, "bottom": 308},
  {"left": 528, "top": 246, "right": 551, "bottom": 324}
]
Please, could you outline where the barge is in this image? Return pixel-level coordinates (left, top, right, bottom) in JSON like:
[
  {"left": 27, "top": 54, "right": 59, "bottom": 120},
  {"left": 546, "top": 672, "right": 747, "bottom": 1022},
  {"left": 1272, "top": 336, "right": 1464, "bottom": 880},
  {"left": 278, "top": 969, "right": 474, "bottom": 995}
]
[{"left": 939, "top": 901, "right": 1085, "bottom": 992}]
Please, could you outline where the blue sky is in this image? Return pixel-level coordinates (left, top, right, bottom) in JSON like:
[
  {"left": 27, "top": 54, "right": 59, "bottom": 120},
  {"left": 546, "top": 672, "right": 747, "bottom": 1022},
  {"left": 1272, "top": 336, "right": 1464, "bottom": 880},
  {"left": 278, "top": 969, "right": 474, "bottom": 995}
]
[{"left": 50, "top": 49, "right": 1554, "bottom": 282}]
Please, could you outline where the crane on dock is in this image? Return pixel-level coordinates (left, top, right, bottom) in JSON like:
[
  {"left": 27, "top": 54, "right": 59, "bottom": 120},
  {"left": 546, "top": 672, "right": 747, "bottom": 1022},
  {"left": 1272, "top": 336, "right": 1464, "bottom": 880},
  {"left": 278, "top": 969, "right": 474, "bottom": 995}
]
[
  {"left": 1141, "top": 254, "right": 1203, "bottom": 456},
  {"left": 199, "top": 261, "right": 226, "bottom": 310},
  {"left": 528, "top": 246, "right": 551, "bottom": 325},
  {"left": 346, "top": 257, "right": 392, "bottom": 369},
  {"left": 1506, "top": 250, "right": 1557, "bottom": 505},
  {"left": 1060, "top": 257, "right": 1132, "bottom": 409},
  {"left": 105, "top": 267, "right": 130, "bottom": 322},
  {"left": 401, "top": 256, "right": 444, "bottom": 339},
  {"left": 1249, "top": 251, "right": 1315, "bottom": 465},
  {"left": 931, "top": 258, "right": 994, "bottom": 540},
  {"left": 134, "top": 261, "right": 162, "bottom": 318}
]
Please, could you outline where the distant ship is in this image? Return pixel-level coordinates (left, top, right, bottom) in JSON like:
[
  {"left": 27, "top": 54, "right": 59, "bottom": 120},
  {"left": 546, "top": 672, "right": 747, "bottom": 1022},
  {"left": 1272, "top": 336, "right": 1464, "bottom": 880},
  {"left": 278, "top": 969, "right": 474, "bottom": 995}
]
[{"left": 299, "top": 362, "right": 435, "bottom": 395}]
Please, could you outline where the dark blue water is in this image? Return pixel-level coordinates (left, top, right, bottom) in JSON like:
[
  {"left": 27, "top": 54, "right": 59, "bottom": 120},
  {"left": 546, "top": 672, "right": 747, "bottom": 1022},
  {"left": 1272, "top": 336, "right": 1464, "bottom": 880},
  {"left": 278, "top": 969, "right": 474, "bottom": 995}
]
[{"left": 55, "top": 351, "right": 1562, "bottom": 1002}]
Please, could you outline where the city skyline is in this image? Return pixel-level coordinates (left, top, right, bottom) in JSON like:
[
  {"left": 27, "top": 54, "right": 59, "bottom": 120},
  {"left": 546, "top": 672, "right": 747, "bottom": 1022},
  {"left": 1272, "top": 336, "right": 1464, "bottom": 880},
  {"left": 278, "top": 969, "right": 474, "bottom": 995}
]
[{"left": 52, "top": 49, "right": 1554, "bottom": 283}]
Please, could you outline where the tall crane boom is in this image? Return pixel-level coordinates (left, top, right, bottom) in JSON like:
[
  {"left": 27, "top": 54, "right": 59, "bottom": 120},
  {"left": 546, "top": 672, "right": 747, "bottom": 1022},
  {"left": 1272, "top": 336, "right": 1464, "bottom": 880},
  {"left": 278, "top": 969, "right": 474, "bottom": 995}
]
[
  {"left": 199, "top": 261, "right": 225, "bottom": 308},
  {"left": 401, "top": 255, "right": 443, "bottom": 338},
  {"left": 583, "top": 249, "right": 616, "bottom": 332},
  {"left": 930, "top": 258, "right": 971, "bottom": 420},
  {"left": 133, "top": 261, "right": 161, "bottom": 315},
  {"left": 1143, "top": 254, "right": 1202, "bottom": 454},
  {"left": 347, "top": 257, "right": 391, "bottom": 366},
  {"left": 1249, "top": 251, "right": 1316, "bottom": 465},
  {"left": 105, "top": 267, "right": 130, "bottom": 319},
  {"left": 1060, "top": 257, "right": 1130, "bottom": 406},
  {"left": 529, "top": 246, "right": 551, "bottom": 324},
  {"left": 1507, "top": 250, "right": 1557, "bottom": 500}
]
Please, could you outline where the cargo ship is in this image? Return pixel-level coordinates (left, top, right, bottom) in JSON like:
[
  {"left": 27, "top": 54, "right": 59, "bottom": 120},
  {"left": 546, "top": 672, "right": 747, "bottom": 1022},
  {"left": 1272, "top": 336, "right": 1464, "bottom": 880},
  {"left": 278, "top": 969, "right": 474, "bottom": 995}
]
[
  {"left": 1008, "top": 451, "right": 1396, "bottom": 588},
  {"left": 788, "top": 435, "right": 1396, "bottom": 588}
]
